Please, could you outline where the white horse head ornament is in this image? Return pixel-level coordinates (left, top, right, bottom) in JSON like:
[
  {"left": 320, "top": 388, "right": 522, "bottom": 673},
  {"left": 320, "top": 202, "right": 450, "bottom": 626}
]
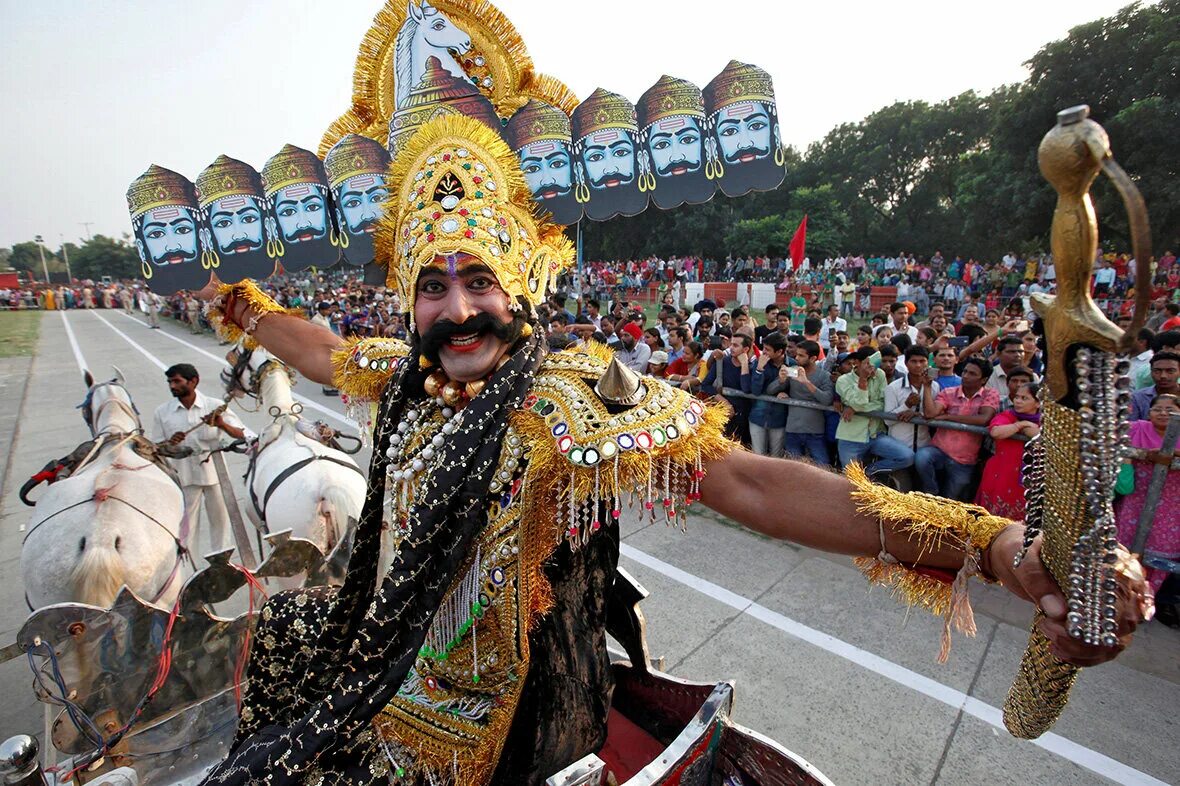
[{"left": 395, "top": 0, "right": 473, "bottom": 108}]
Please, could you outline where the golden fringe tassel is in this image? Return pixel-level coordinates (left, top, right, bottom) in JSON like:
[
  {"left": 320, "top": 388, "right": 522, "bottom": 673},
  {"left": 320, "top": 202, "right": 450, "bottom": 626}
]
[
  {"left": 328, "top": 336, "right": 409, "bottom": 401},
  {"left": 205, "top": 280, "right": 303, "bottom": 349},
  {"left": 846, "top": 463, "right": 1011, "bottom": 661}
]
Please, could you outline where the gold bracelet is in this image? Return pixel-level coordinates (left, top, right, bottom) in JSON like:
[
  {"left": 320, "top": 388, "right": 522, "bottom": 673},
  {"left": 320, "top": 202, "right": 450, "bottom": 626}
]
[{"left": 205, "top": 280, "right": 302, "bottom": 348}]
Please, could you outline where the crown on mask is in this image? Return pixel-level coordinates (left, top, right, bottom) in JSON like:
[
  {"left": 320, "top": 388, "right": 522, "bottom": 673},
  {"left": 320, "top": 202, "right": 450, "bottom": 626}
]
[
  {"left": 324, "top": 134, "right": 392, "bottom": 189},
  {"left": 571, "top": 88, "right": 638, "bottom": 140},
  {"left": 504, "top": 99, "right": 571, "bottom": 151},
  {"left": 376, "top": 114, "right": 574, "bottom": 331},
  {"left": 703, "top": 60, "right": 776, "bottom": 112},
  {"left": 638, "top": 76, "right": 705, "bottom": 130},
  {"left": 194, "top": 155, "right": 264, "bottom": 208},
  {"left": 126, "top": 164, "right": 199, "bottom": 219},
  {"left": 260, "top": 144, "right": 328, "bottom": 196}
]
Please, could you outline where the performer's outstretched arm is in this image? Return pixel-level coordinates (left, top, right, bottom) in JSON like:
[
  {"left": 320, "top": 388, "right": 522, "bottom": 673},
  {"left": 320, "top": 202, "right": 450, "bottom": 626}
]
[
  {"left": 698, "top": 450, "right": 1138, "bottom": 667},
  {"left": 199, "top": 281, "right": 343, "bottom": 386}
]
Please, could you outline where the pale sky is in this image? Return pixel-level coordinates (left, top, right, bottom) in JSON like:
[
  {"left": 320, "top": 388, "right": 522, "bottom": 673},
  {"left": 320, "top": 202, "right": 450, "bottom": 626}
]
[{"left": 0, "top": 0, "right": 1138, "bottom": 250}]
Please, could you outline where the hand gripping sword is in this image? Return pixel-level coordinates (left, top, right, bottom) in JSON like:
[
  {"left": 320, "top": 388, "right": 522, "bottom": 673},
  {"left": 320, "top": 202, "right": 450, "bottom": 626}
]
[{"left": 1002, "top": 105, "right": 1151, "bottom": 738}]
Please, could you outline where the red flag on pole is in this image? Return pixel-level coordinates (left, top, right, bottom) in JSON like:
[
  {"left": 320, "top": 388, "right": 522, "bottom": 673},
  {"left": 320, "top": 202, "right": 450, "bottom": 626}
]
[{"left": 789, "top": 214, "right": 808, "bottom": 270}]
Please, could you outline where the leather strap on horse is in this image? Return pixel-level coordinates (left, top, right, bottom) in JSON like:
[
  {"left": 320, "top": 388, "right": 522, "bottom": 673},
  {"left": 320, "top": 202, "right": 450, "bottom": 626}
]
[{"left": 248, "top": 454, "right": 365, "bottom": 523}]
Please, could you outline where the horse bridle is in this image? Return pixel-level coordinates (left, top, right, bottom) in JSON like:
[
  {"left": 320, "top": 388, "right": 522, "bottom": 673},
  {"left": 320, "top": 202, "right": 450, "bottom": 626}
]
[
  {"left": 222, "top": 347, "right": 294, "bottom": 406},
  {"left": 79, "top": 380, "right": 142, "bottom": 438}
]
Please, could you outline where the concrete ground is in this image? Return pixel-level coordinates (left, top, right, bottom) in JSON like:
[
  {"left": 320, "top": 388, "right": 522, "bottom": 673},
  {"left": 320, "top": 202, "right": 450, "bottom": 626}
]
[{"left": 0, "top": 310, "right": 1176, "bottom": 785}]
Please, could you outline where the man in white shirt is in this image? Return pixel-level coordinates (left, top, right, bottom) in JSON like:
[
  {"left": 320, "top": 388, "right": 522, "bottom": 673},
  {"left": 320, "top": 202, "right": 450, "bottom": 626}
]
[
  {"left": 885, "top": 346, "right": 940, "bottom": 450},
  {"left": 888, "top": 301, "right": 919, "bottom": 343},
  {"left": 819, "top": 304, "right": 846, "bottom": 350},
  {"left": 152, "top": 363, "right": 252, "bottom": 554}
]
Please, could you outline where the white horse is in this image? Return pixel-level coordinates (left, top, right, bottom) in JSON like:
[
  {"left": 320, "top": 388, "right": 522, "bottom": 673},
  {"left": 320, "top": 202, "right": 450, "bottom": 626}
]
[
  {"left": 224, "top": 347, "right": 367, "bottom": 581},
  {"left": 395, "top": 0, "right": 473, "bottom": 108},
  {"left": 21, "top": 370, "right": 187, "bottom": 610}
]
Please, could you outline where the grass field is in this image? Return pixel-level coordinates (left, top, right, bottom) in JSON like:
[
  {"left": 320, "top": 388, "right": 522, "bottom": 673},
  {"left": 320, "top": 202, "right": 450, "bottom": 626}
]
[{"left": 0, "top": 310, "right": 42, "bottom": 357}]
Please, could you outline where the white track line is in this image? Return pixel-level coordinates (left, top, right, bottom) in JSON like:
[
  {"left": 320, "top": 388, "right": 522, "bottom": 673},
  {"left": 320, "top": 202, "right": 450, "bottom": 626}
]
[
  {"left": 111, "top": 312, "right": 352, "bottom": 428},
  {"left": 621, "top": 544, "right": 1168, "bottom": 786},
  {"left": 90, "top": 312, "right": 166, "bottom": 370},
  {"left": 58, "top": 311, "right": 88, "bottom": 372}
]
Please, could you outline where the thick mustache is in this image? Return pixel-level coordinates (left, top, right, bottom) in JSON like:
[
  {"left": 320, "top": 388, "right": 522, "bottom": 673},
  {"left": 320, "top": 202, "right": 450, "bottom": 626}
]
[
  {"left": 155, "top": 250, "right": 196, "bottom": 265},
  {"left": 657, "top": 158, "right": 701, "bottom": 175},
  {"left": 724, "top": 145, "right": 769, "bottom": 163},
  {"left": 591, "top": 170, "right": 633, "bottom": 187},
  {"left": 351, "top": 217, "right": 379, "bottom": 233},
  {"left": 419, "top": 313, "right": 514, "bottom": 363}
]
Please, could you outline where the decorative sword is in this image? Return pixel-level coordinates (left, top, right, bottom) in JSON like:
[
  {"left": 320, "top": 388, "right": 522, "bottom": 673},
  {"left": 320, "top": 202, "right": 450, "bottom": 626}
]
[{"left": 1003, "top": 105, "right": 1153, "bottom": 738}]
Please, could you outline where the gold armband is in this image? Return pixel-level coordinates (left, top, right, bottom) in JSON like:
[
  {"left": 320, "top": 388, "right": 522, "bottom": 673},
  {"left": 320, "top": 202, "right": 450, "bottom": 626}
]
[
  {"left": 846, "top": 463, "right": 1013, "bottom": 662},
  {"left": 205, "top": 279, "right": 302, "bottom": 348}
]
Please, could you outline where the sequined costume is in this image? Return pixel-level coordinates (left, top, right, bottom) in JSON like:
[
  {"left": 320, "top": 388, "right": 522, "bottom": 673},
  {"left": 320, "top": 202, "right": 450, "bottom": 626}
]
[{"left": 203, "top": 117, "right": 732, "bottom": 786}]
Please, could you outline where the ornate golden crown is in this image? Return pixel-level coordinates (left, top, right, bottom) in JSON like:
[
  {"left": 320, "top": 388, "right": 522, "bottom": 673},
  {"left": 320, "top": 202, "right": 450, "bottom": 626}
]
[
  {"left": 571, "top": 88, "right": 638, "bottom": 141},
  {"left": 260, "top": 144, "right": 328, "bottom": 196},
  {"left": 376, "top": 115, "right": 574, "bottom": 330},
  {"left": 503, "top": 100, "right": 571, "bottom": 151},
  {"left": 194, "top": 155, "right": 264, "bottom": 208},
  {"left": 126, "top": 164, "right": 199, "bottom": 220},
  {"left": 324, "top": 134, "right": 392, "bottom": 189},
  {"left": 638, "top": 75, "right": 705, "bottom": 129},
  {"left": 703, "top": 60, "right": 775, "bottom": 112},
  {"left": 387, "top": 56, "right": 502, "bottom": 159}
]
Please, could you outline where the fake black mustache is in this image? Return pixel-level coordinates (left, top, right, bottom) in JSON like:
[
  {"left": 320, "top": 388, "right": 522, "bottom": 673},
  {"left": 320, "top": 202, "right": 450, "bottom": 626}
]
[
  {"left": 590, "top": 169, "right": 634, "bottom": 187},
  {"left": 419, "top": 313, "right": 519, "bottom": 364},
  {"left": 723, "top": 144, "right": 770, "bottom": 163},
  {"left": 657, "top": 158, "right": 702, "bottom": 175}
]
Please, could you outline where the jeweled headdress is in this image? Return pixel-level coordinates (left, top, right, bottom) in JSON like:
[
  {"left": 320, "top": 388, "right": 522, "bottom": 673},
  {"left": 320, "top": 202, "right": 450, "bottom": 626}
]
[
  {"left": 703, "top": 59, "right": 775, "bottom": 112},
  {"left": 377, "top": 114, "right": 574, "bottom": 330},
  {"left": 126, "top": 164, "right": 199, "bottom": 219},
  {"left": 195, "top": 155, "right": 264, "bottom": 207},
  {"left": 570, "top": 88, "right": 638, "bottom": 140},
  {"left": 324, "top": 134, "right": 391, "bottom": 189},
  {"left": 503, "top": 99, "right": 571, "bottom": 152},
  {"left": 638, "top": 75, "right": 705, "bottom": 130},
  {"left": 260, "top": 144, "right": 328, "bottom": 196}
]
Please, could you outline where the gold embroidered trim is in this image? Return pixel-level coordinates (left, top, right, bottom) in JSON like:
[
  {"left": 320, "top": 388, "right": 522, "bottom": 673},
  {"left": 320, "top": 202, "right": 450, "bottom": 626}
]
[
  {"left": 205, "top": 279, "right": 303, "bottom": 349},
  {"left": 330, "top": 336, "right": 410, "bottom": 401}
]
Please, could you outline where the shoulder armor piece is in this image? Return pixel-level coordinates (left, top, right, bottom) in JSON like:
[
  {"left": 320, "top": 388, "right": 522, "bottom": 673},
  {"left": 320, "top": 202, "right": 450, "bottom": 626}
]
[{"left": 330, "top": 337, "right": 409, "bottom": 401}]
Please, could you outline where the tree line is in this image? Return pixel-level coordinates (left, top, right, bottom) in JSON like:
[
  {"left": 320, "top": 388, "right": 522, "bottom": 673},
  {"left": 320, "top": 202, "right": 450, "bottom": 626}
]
[
  {"left": 2, "top": 2, "right": 1175, "bottom": 282},
  {"left": 581, "top": 0, "right": 1178, "bottom": 264}
]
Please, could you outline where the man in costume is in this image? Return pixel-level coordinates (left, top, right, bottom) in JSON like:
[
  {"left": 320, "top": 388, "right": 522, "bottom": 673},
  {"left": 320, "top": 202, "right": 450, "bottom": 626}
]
[{"left": 200, "top": 115, "right": 1146, "bottom": 786}]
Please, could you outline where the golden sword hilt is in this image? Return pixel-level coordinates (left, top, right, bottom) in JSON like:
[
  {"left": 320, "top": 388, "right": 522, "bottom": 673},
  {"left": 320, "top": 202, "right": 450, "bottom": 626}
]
[{"left": 1002, "top": 105, "right": 1151, "bottom": 739}]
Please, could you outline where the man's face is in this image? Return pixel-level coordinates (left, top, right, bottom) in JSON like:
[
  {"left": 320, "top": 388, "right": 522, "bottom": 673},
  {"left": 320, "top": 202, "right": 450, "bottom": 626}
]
[
  {"left": 647, "top": 116, "right": 704, "bottom": 176},
  {"left": 931, "top": 305, "right": 944, "bottom": 319},
  {"left": 961, "top": 363, "right": 983, "bottom": 387},
  {"left": 700, "top": 308, "right": 714, "bottom": 320},
  {"left": 935, "top": 348, "right": 956, "bottom": 371},
  {"left": 620, "top": 329, "right": 636, "bottom": 350},
  {"left": 906, "top": 355, "right": 928, "bottom": 379},
  {"left": 880, "top": 354, "right": 898, "bottom": 378},
  {"left": 793, "top": 348, "right": 812, "bottom": 367},
  {"left": 733, "top": 314, "right": 750, "bottom": 332},
  {"left": 580, "top": 129, "right": 637, "bottom": 189},
  {"left": 274, "top": 183, "right": 328, "bottom": 243},
  {"left": 166, "top": 373, "right": 197, "bottom": 398},
  {"left": 414, "top": 253, "right": 516, "bottom": 382},
  {"left": 835, "top": 333, "right": 850, "bottom": 351},
  {"left": 519, "top": 140, "right": 572, "bottom": 199},
  {"left": 776, "top": 314, "right": 790, "bottom": 332},
  {"left": 999, "top": 342, "right": 1023, "bottom": 370},
  {"left": 1152, "top": 360, "right": 1179, "bottom": 391},
  {"left": 1007, "top": 374, "right": 1032, "bottom": 401},
  {"left": 139, "top": 206, "right": 199, "bottom": 266},
  {"left": 828, "top": 306, "right": 838, "bottom": 319},
  {"left": 891, "top": 308, "right": 907, "bottom": 326},
  {"left": 714, "top": 101, "right": 772, "bottom": 164},
  {"left": 209, "top": 196, "right": 264, "bottom": 255},
  {"left": 963, "top": 305, "right": 978, "bottom": 323},
  {"left": 335, "top": 174, "right": 389, "bottom": 234}
]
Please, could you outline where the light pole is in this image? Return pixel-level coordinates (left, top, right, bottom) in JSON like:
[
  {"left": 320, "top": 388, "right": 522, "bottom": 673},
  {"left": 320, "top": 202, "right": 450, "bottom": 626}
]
[
  {"left": 33, "top": 235, "right": 50, "bottom": 285},
  {"left": 59, "top": 234, "right": 73, "bottom": 283}
]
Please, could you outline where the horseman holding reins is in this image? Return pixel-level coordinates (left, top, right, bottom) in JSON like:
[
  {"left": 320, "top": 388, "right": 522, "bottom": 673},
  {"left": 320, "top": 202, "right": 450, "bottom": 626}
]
[
  {"left": 192, "top": 115, "right": 1150, "bottom": 786},
  {"left": 152, "top": 362, "right": 253, "bottom": 554}
]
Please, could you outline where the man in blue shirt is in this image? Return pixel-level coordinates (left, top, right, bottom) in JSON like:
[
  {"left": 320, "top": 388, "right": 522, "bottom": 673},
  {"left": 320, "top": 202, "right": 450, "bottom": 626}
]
[
  {"left": 702, "top": 333, "right": 754, "bottom": 446},
  {"left": 933, "top": 346, "right": 962, "bottom": 389}
]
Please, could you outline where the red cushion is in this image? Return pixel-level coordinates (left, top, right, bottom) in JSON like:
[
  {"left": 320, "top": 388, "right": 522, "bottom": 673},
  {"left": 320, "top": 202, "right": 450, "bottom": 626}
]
[{"left": 598, "top": 708, "right": 666, "bottom": 783}]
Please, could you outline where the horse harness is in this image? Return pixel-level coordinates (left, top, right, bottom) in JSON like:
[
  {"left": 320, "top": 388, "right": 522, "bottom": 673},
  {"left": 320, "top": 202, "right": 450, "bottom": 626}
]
[{"left": 244, "top": 448, "right": 365, "bottom": 531}]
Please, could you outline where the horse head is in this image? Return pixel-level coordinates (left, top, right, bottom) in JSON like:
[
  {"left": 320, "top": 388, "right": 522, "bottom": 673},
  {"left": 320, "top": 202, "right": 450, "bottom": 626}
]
[
  {"left": 396, "top": 1, "right": 472, "bottom": 106},
  {"left": 80, "top": 368, "right": 141, "bottom": 437},
  {"left": 222, "top": 344, "right": 293, "bottom": 407}
]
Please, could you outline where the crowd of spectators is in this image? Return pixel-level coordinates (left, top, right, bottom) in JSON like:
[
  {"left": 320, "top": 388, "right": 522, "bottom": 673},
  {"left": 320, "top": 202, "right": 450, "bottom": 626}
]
[{"left": 4, "top": 245, "right": 1177, "bottom": 611}]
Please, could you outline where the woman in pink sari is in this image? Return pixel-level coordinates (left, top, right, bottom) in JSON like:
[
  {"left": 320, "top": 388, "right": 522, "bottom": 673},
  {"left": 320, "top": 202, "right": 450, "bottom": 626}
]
[{"left": 1116, "top": 393, "right": 1180, "bottom": 592}]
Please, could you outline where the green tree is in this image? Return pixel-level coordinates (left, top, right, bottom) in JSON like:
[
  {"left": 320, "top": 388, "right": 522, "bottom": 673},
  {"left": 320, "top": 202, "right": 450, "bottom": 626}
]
[{"left": 69, "top": 235, "right": 141, "bottom": 280}]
